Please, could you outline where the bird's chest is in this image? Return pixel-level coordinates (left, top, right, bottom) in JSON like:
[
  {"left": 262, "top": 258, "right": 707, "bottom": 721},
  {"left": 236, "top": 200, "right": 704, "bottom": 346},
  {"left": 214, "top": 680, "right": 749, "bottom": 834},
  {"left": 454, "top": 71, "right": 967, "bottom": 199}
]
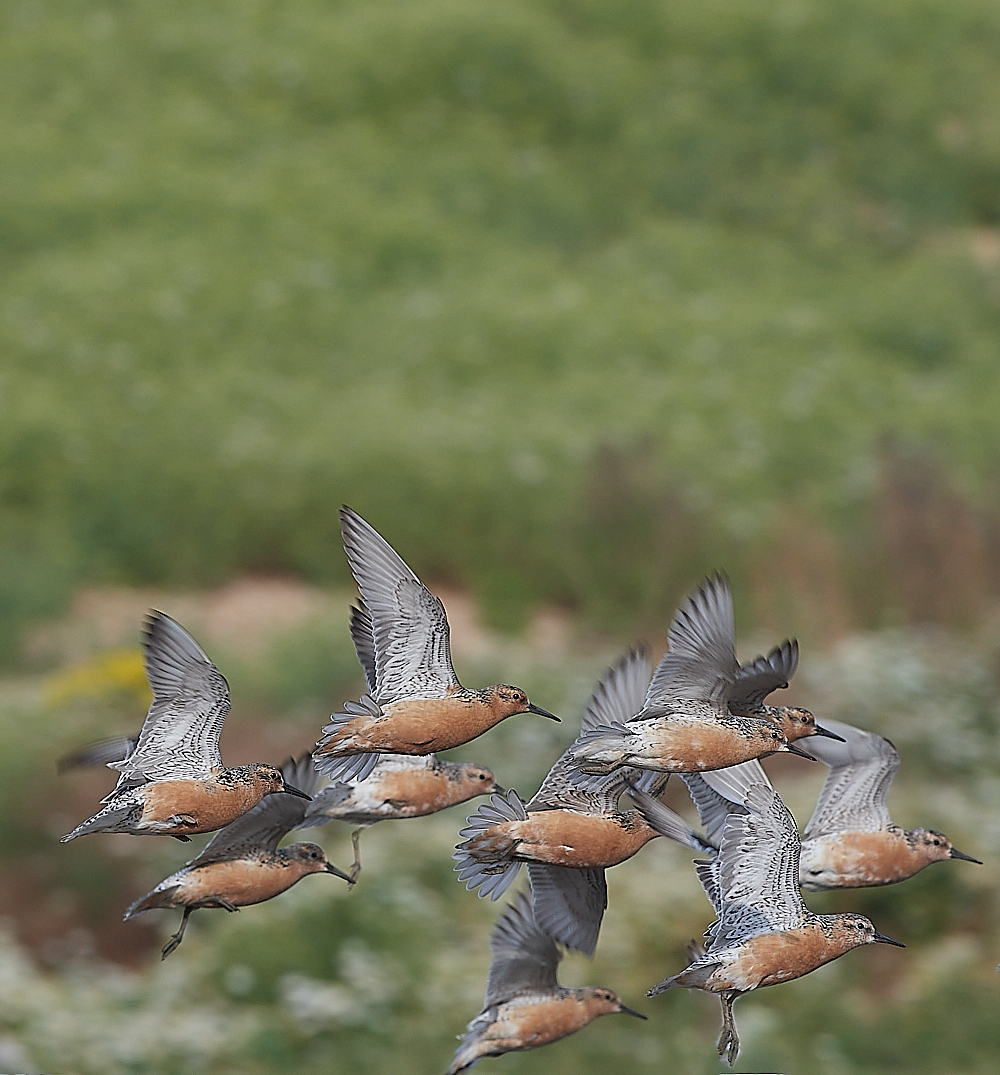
[
  {"left": 718, "top": 927, "right": 836, "bottom": 991},
  {"left": 491, "top": 996, "right": 588, "bottom": 1048},
  {"left": 636, "top": 719, "right": 761, "bottom": 772},
  {"left": 182, "top": 858, "right": 295, "bottom": 906},
  {"left": 800, "top": 831, "right": 916, "bottom": 889},
  {"left": 511, "top": 811, "right": 651, "bottom": 868},
  {"left": 363, "top": 769, "right": 454, "bottom": 816},
  {"left": 139, "top": 779, "right": 260, "bottom": 832},
  {"left": 361, "top": 697, "right": 495, "bottom": 752}
]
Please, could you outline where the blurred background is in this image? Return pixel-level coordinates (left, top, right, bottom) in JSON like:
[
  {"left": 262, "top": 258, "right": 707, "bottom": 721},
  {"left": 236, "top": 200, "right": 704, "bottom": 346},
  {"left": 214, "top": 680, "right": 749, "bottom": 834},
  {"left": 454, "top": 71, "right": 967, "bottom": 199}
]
[{"left": 1, "top": 0, "right": 1000, "bottom": 1071}]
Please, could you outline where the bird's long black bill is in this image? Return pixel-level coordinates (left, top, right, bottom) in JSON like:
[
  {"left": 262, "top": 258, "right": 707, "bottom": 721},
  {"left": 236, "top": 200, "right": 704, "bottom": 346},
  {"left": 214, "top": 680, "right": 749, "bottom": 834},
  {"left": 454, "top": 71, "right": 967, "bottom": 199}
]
[
  {"left": 528, "top": 703, "right": 560, "bottom": 721},
  {"left": 491, "top": 784, "right": 508, "bottom": 796},
  {"left": 326, "top": 861, "right": 353, "bottom": 882},
  {"left": 812, "top": 725, "right": 847, "bottom": 742},
  {"left": 950, "top": 847, "right": 983, "bottom": 863},
  {"left": 785, "top": 743, "right": 817, "bottom": 760},
  {"left": 283, "top": 783, "right": 313, "bottom": 800},
  {"left": 874, "top": 931, "right": 905, "bottom": 947},
  {"left": 618, "top": 1004, "right": 648, "bottom": 1020}
]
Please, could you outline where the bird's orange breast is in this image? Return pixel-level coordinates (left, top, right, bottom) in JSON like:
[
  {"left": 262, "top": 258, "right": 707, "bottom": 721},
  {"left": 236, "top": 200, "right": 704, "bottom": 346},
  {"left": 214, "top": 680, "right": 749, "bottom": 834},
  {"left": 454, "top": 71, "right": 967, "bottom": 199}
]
[
  {"left": 320, "top": 697, "right": 501, "bottom": 755},
  {"left": 640, "top": 721, "right": 772, "bottom": 771},
  {"left": 139, "top": 779, "right": 265, "bottom": 833},
  {"left": 370, "top": 768, "right": 460, "bottom": 815},
  {"left": 179, "top": 859, "right": 303, "bottom": 907},
  {"left": 709, "top": 925, "right": 850, "bottom": 992},
  {"left": 508, "top": 810, "right": 656, "bottom": 869},
  {"left": 800, "top": 830, "right": 923, "bottom": 887},
  {"left": 489, "top": 996, "right": 596, "bottom": 1049}
]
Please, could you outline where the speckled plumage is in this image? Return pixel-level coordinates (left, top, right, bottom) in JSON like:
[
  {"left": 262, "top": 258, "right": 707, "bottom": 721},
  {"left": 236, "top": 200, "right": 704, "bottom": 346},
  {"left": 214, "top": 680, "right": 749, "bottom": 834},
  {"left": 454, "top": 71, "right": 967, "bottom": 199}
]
[
  {"left": 313, "top": 509, "right": 557, "bottom": 783},
  {"left": 448, "top": 893, "right": 645, "bottom": 1074},
  {"left": 61, "top": 613, "right": 308, "bottom": 842}
]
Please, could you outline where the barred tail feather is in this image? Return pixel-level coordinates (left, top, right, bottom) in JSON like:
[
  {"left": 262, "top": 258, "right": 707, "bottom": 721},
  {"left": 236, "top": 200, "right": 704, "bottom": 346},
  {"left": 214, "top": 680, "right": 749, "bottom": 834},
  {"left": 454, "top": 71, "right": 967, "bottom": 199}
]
[
  {"left": 314, "top": 750, "right": 380, "bottom": 783},
  {"left": 453, "top": 790, "right": 528, "bottom": 901},
  {"left": 60, "top": 801, "right": 141, "bottom": 842},
  {"left": 123, "top": 884, "right": 182, "bottom": 920}
]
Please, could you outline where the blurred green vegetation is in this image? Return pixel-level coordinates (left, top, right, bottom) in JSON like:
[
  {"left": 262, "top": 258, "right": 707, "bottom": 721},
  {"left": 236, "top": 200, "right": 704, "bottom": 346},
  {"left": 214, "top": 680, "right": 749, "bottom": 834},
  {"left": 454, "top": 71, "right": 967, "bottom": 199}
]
[{"left": 4, "top": 0, "right": 1000, "bottom": 650}]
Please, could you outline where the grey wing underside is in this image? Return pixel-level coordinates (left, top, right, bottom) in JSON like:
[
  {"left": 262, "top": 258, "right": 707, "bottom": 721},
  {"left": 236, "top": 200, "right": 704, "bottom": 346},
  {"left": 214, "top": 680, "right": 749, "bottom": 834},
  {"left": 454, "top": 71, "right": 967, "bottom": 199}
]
[
  {"left": 340, "top": 507, "right": 459, "bottom": 704},
  {"left": 350, "top": 601, "right": 378, "bottom": 694},
  {"left": 484, "top": 891, "right": 561, "bottom": 1008},
  {"left": 728, "top": 640, "right": 798, "bottom": 712},
  {"left": 637, "top": 574, "right": 739, "bottom": 715},
  {"left": 529, "top": 646, "right": 652, "bottom": 814},
  {"left": 108, "top": 612, "right": 230, "bottom": 785},
  {"left": 527, "top": 863, "right": 607, "bottom": 957},
  {"left": 683, "top": 759, "right": 770, "bottom": 849},
  {"left": 57, "top": 732, "right": 141, "bottom": 773},
  {"left": 710, "top": 782, "right": 807, "bottom": 949},
  {"left": 802, "top": 719, "right": 899, "bottom": 838},
  {"left": 189, "top": 753, "right": 322, "bottom": 864}
]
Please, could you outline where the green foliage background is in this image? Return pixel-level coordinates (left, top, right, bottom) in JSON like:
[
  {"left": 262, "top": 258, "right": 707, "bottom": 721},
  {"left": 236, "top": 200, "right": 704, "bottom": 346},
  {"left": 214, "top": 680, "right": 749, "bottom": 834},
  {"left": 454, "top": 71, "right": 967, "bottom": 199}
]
[
  {"left": 2, "top": 0, "right": 1000, "bottom": 1072},
  {"left": 4, "top": 0, "right": 1000, "bottom": 646}
]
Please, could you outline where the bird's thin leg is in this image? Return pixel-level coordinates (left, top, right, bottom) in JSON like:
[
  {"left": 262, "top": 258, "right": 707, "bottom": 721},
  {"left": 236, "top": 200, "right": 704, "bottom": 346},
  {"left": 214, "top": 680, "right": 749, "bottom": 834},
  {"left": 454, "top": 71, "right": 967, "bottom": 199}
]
[
  {"left": 717, "top": 992, "right": 741, "bottom": 1066},
  {"left": 161, "top": 907, "right": 194, "bottom": 960},
  {"left": 349, "top": 828, "right": 364, "bottom": 885}
]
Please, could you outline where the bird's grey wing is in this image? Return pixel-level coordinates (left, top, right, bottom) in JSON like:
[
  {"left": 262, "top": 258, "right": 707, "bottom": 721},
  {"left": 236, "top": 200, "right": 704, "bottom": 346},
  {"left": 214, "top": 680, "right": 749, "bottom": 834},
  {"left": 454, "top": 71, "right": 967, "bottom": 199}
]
[
  {"left": 57, "top": 732, "right": 141, "bottom": 773},
  {"left": 340, "top": 507, "right": 459, "bottom": 703},
  {"left": 681, "top": 772, "right": 751, "bottom": 850},
  {"left": 580, "top": 645, "right": 651, "bottom": 733},
  {"left": 350, "top": 600, "right": 378, "bottom": 695},
  {"left": 638, "top": 575, "right": 739, "bottom": 714},
  {"left": 109, "top": 612, "right": 230, "bottom": 783},
  {"left": 802, "top": 719, "right": 900, "bottom": 838},
  {"left": 728, "top": 640, "right": 798, "bottom": 712},
  {"left": 713, "top": 783, "right": 807, "bottom": 947},
  {"left": 526, "top": 745, "right": 626, "bottom": 814},
  {"left": 530, "top": 648, "right": 651, "bottom": 813},
  {"left": 298, "top": 781, "right": 354, "bottom": 829},
  {"left": 527, "top": 864, "right": 607, "bottom": 957},
  {"left": 484, "top": 891, "right": 561, "bottom": 1008},
  {"left": 190, "top": 753, "right": 320, "bottom": 863}
]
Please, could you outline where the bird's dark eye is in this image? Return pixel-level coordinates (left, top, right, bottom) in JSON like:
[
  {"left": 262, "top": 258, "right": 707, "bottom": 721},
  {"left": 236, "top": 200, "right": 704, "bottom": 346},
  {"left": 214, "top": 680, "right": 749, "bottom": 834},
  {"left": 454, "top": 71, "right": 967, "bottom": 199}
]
[{"left": 933, "top": 839, "right": 941, "bottom": 846}]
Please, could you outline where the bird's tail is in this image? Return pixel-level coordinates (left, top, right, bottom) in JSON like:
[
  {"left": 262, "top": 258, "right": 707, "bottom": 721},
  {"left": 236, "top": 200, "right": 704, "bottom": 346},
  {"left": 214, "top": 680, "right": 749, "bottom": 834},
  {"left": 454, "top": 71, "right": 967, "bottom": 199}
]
[
  {"left": 628, "top": 785, "right": 716, "bottom": 854},
  {"left": 452, "top": 790, "right": 527, "bottom": 901},
  {"left": 60, "top": 801, "right": 141, "bottom": 842},
  {"left": 567, "top": 722, "right": 632, "bottom": 777},
  {"left": 313, "top": 697, "right": 385, "bottom": 782},
  {"left": 123, "top": 884, "right": 182, "bottom": 920}
]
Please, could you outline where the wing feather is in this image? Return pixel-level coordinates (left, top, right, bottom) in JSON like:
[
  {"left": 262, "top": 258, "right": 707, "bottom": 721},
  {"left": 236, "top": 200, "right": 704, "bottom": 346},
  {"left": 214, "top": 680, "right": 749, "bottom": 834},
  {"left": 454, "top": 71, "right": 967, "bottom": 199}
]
[
  {"left": 711, "top": 783, "right": 807, "bottom": 948},
  {"left": 340, "top": 508, "right": 459, "bottom": 703},
  {"left": 484, "top": 891, "right": 561, "bottom": 1008},
  {"left": 802, "top": 719, "right": 899, "bottom": 838},
  {"left": 640, "top": 575, "right": 738, "bottom": 713},
  {"left": 108, "top": 613, "right": 229, "bottom": 783},
  {"left": 728, "top": 640, "right": 798, "bottom": 712}
]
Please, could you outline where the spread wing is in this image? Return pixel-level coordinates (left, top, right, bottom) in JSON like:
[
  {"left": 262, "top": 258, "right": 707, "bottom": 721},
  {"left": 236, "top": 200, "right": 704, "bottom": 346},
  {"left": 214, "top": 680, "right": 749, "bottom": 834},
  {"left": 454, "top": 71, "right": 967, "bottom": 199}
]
[
  {"left": 190, "top": 754, "right": 325, "bottom": 864},
  {"left": 728, "top": 640, "right": 798, "bottom": 713},
  {"left": 529, "top": 646, "right": 651, "bottom": 814},
  {"left": 527, "top": 864, "right": 607, "bottom": 957},
  {"left": 57, "top": 732, "right": 141, "bottom": 773},
  {"left": 108, "top": 612, "right": 230, "bottom": 784},
  {"left": 350, "top": 601, "right": 377, "bottom": 694},
  {"left": 484, "top": 891, "right": 561, "bottom": 1008},
  {"left": 340, "top": 507, "right": 459, "bottom": 704},
  {"left": 637, "top": 575, "right": 738, "bottom": 715},
  {"left": 802, "top": 719, "right": 899, "bottom": 838},
  {"left": 686, "top": 759, "right": 770, "bottom": 848},
  {"left": 711, "top": 782, "right": 807, "bottom": 948}
]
